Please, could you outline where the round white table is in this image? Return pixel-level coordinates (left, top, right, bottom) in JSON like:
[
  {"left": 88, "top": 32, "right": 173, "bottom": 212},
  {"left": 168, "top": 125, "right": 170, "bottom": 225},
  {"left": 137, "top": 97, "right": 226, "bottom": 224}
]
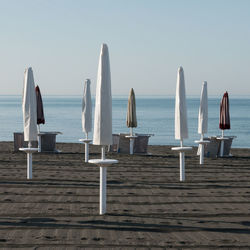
[
  {"left": 89, "top": 159, "right": 118, "bottom": 215},
  {"left": 194, "top": 140, "right": 210, "bottom": 164},
  {"left": 125, "top": 135, "right": 138, "bottom": 155},
  {"left": 171, "top": 146, "right": 192, "bottom": 181},
  {"left": 19, "top": 147, "right": 38, "bottom": 179},
  {"left": 79, "top": 139, "right": 92, "bottom": 162}
]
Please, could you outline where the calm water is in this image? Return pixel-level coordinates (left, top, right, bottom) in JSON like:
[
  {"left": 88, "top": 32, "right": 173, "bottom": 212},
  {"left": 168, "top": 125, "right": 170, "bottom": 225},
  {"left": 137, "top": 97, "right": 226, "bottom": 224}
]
[{"left": 0, "top": 95, "right": 249, "bottom": 148}]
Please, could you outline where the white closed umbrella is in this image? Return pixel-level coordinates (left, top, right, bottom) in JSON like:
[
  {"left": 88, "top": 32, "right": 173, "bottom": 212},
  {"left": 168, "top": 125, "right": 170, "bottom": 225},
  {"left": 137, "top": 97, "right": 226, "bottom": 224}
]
[
  {"left": 198, "top": 81, "right": 208, "bottom": 135},
  {"left": 20, "top": 67, "right": 38, "bottom": 179},
  {"left": 82, "top": 79, "right": 92, "bottom": 136},
  {"left": 195, "top": 82, "right": 209, "bottom": 164},
  {"left": 79, "top": 79, "right": 92, "bottom": 162},
  {"left": 89, "top": 44, "right": 118, "bottom": 215},
  {"left": 171, "top": 67, "right": 192, "bottom": 181}
]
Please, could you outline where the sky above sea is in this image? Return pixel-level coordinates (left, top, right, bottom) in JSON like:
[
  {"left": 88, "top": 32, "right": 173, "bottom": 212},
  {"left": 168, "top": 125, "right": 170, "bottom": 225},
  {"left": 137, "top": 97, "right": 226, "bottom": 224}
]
[{"left": 0, "top": 0, "right": 249, "bottom": 96}]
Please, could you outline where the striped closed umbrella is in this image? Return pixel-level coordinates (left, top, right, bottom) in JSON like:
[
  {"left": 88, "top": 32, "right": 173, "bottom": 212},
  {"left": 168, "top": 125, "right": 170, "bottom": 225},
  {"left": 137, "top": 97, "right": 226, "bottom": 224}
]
[
  {"left": 218, "top": 91, "right": 230, "bottom": 157},
  {"left": 126, "top": 88, "right": 137, "bottom": 131},
  {"left": 35, "top": 85, "right": 45, "bottom": 125},
  {"left": 219, "top": 91, "right": 230, "bottom": 130}
]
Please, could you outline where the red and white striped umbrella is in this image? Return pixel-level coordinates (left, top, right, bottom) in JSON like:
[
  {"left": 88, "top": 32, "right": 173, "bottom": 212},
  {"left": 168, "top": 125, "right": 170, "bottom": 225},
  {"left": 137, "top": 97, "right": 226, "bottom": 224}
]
[{"left": 219, "top": 91, "right": 230, "bottom": 130}]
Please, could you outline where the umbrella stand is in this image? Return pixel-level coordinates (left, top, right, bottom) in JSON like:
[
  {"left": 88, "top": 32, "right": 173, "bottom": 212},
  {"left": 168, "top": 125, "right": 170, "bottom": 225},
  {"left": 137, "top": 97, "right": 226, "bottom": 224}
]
[
  {"left": 37, "top": 125, "right": 41, "bottom": 152},
  {"left": 195, "top": 133, "right": 210, "bottom": 165},
  {"left": 172, "top": 140, "right": 192, "bottom": 181},
  {"left": 19, "top": 141, "right": 38, "bottom": 179},
  {"left": 125, "top": 128, "right": 137, "bottom": 155},
  {"left": 79, "top": 132, "right": 92, "bottom": 163},
  {"left": 217, "top": 130, "right": 229, "bottom": 157},
  {"left": 89, "top": 146, "right": 118, "bottom": 215}
]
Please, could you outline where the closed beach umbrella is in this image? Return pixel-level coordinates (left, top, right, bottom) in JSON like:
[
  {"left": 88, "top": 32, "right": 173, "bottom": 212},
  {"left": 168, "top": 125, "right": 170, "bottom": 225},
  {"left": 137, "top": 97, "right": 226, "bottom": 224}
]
[
  {"left": 126, "top": 88, "right": 137, "bottom": 131},
  {"left": 196, "top": 81, "right": 209, "bottom": 165},
  {"left": 219, "top": 91, "right": 230, "bottom": 131},
  {"left": 82, "top": 79, "right": 92, "bottom": 137},
  {"left": 35, "top": 85, "right": 45, "bottom": 125},
  {"left": 175, "top": 66, "right": 188, "bottom": 142},
  {"left": 172, "top": 66, "right": 192, "bottom": 181},
  {"left": 126, "top": 88, "right": 137, "bottom": 154},
  {"left": 35, "top": 85, "right": 45, "bottom": 152},
  {"left": 23, "top": 67, "right": 37, "bottom": 143},
  {"left": 218, "top": 91, "right": 230, "bottom": 157},
  {"left": 93, "top": 43, "right": 112, "bottom": 146},
  {"left": 20, "top": 67, "right": 38, "bottom": 179},
  {"left": 89, "top": 44, "right": 118, "bottom": 215},
  {"left": 198, "top": 81, "right": 208, "bottom": 136},
  {"left": 79, "top": 78, "right": 92, "bottom": 162}
]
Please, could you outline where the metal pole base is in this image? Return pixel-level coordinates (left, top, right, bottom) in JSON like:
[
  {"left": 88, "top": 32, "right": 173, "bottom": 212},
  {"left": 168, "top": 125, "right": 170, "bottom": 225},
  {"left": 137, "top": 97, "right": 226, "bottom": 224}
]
[
  {"left": 27, "top": 153, "right": 32, "bottom": 179},
  {"left": 100, "top": 166, "right": 107, "bottom": 215},
  {"left": 180, "top": 152, "right": 185, "bottom": 182}
]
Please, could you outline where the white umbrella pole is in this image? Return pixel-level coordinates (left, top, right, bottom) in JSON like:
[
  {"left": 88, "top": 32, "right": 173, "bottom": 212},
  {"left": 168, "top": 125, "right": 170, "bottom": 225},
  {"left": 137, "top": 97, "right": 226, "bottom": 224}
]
[
  {"left": 220, "top": 130, "right": 224, "bottom": 157},
  {"left": 27, "top": 141, "right": 32, "bottom": 179},
  {"left": 129, "top": 138, "right": 134, "bottom": 155},
  {"left": 85, "top": 132, "right": 89, "bottom": 163},
  {"left": 200, "top": 133, "right": 204, "bottom": 165},
  {"left": 180, "top": 140, "right": 185, "bottom": 182},
  {"left": 38, "top": 125, "right": 41, "bottom": 153},
  {"left": 100, "top": 145, "right": 106, "bottom": 215},
  {"left": 130, "top": 127, "right": 133, "bottom": 136}
]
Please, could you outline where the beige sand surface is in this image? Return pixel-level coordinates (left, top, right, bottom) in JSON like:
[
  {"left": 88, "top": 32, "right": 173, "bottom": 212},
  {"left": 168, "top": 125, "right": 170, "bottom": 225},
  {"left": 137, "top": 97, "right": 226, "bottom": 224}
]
[{"left": 0, "top": 142, "right": 250, "bottom": 249}]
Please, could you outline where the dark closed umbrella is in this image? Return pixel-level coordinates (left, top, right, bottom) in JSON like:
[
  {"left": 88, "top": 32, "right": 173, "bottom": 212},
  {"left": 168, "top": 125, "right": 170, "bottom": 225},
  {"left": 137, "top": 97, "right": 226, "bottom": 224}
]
[
  {"left": 35, "top": 85, "right": 45, "bottom": 125},
  {"left": 126, "top": 88, "right": 137, "bottom": 129},
  {"left": 219, "top": 91, "right": 230, "bottom": 130}
]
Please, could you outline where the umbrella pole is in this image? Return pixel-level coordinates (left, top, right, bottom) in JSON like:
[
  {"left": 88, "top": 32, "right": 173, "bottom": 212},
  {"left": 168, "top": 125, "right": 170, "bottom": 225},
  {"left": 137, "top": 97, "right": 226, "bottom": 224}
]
[
  {"left": 38, "top": 125, "right": 41, "bottom": 153},
  {"left": 85, "top": 132, "right": 89, "bottom": 163},
  {"left": 27, "top": 141, "right": 32, "bottom": 179},
  {"left": 100, "top": 145, "right": 106, "bottom": 214},
  {"left": 220, "top": 130, "right": 225, "bottom": 157},
  {"left": 130, "top": 127, "right": 133, "bottom": 136},
  {"left": 200, "top": 133, "right": 204, "bottom": 165},
  {"left": 180, "top": 140, "right": 185, "bottom": 181}
]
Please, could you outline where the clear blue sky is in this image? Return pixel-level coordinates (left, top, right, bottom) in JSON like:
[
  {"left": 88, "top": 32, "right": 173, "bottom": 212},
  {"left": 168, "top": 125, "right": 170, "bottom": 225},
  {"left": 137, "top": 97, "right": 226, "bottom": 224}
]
[{"left": 0, "top": 0, "right": 249, "bottom": 96}]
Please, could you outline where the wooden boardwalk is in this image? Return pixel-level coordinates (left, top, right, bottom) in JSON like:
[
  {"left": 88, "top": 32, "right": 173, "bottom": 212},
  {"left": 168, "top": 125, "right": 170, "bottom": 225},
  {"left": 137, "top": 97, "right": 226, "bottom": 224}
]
[{"left": 0, "top": 142, "right": 250, "bottom": 249}]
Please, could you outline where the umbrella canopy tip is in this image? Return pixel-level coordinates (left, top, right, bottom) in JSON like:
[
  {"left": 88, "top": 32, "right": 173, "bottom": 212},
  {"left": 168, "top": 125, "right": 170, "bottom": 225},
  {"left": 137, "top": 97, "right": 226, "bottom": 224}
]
[{"left": 178, "top": 66, "right": 183, "bottom": 72}]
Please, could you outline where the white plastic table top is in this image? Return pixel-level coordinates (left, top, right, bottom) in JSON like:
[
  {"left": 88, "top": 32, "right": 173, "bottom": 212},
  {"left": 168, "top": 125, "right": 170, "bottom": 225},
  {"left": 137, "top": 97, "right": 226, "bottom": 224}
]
[
  {"left": 79, "top": 139, "right": 92, "bottom": 143},
  {"left": 88, "top": 159, "right": 118, "bottom": 165},
  {"left": 38, "top": 131, "right": 62, "bottom": 135},
  {"left": 194, "top": 140, "right": 210, "bottom": 144},
  {"left": 171, "top": 146, "right": 193, "bottom": 152},
  {"left": 125, "top": 135, "right": 138, "bottom": 139},
  {"left": 216, "top": 137, "right": 230, "bottom": 141},
  {"left": 19, "top": 148, "right": 39, "bottom": 153}
]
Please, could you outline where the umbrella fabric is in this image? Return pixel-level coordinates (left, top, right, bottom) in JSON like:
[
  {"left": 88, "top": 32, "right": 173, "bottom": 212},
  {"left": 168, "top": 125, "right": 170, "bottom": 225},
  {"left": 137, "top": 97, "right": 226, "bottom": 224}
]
[
  {"left": 126, "top": 88, "right": 137, "bottom": 128},
  {"left": 35, "top": 85, "right": 45, "bottom": 125},
  {"left": 219, "top": 91, "right": 230, "bottom": 130},
  {"left": 82, "top": 79, "right": 92, "bottom": 134},
  {"left": 22, "top": 67, "right": 37, "bottom": 141},
  {"left": 175, "top": 66, "right": 188, "bottom": 140},
  {"left": 93, "top": 44, "right": 112, "bottom": 146},
  {"left": 198, "top": 81, "right": 208, "bottom": 134}
]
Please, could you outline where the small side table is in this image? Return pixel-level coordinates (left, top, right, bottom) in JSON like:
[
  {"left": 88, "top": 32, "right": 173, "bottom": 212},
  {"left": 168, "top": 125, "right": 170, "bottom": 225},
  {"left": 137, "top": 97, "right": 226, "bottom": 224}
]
[
  {"left": 125, "top": 135, "right": 138, "bottom": 155},
  {"left": 19, "top": 147, "right": 38, "bottom": 179},
  {"left": 88, "top": 159, "right": 118, "bottom": 215},
  {"left": 194, "top": 140, "right": 210, "bottom": 164},
  {"left": 171, "top": 147, "right": 192, "bottom": 181},
  {"left": 79, "top": 139, "right": 92, "bottom": 162}
]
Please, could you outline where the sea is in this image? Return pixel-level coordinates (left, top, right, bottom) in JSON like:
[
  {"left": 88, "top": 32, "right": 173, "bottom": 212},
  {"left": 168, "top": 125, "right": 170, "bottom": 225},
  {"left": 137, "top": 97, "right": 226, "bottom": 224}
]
[{"left": 0, "top": 95, "right": 250, "bottom": 148}]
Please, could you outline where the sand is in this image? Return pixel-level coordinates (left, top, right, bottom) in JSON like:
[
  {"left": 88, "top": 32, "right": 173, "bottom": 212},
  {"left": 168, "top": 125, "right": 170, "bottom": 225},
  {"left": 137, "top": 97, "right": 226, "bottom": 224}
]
[{"left": 0, "top": 141, "right": 250, "bottom": 249}]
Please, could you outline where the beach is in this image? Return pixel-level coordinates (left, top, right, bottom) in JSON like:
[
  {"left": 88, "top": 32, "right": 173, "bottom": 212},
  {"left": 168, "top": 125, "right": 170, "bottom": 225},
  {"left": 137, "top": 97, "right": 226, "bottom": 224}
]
[{"left": 0, "top": 141, "right": 250, "bottom": 249}]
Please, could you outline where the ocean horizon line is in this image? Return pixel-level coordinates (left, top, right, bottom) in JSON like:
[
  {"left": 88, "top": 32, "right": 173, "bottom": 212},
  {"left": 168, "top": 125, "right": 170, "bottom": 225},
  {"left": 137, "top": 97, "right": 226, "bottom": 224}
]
[{"left": 1, "top": 94, "right": 250, "bottom": 99}]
